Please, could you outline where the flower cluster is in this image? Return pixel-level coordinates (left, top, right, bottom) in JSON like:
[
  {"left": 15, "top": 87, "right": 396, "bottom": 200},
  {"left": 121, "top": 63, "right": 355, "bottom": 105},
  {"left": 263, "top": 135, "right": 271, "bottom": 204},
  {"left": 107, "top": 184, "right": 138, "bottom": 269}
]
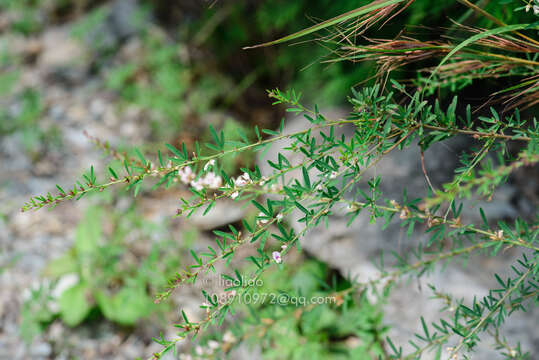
[
  {"left": 176, "top": 160, "right": 223, "bottom": 191},
  {"left": 230, "top": 172, "right": 251, "bottom": 199}
]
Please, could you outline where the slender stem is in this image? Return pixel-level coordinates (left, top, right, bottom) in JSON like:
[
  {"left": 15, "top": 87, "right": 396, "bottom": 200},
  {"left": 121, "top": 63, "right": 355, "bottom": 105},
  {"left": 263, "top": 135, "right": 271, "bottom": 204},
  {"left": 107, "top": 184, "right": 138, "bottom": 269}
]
[{"left": 421, "top": 124, "right": 531, "bottom": 141}]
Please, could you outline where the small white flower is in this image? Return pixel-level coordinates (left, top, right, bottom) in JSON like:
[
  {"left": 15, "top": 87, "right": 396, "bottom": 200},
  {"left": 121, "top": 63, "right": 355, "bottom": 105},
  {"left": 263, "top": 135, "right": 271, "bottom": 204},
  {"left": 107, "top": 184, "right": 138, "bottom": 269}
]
[
  {"left": 149, "top": 162, "right": 158, "bottom": 176},
  {"left": 534, "top": 5, "right": 539, "bottom": 14},
  {"left": 231, "top": 191, "right": 239, "bottom": 199},
  {"left": 276, "top": 213, "right": 283, "bottom": 222},
  {"left": 234, "top": 172, "right": 251, "bottom": 187},
  {"left": 195, "top": 345, "right": 204, "bottom": 355},
  {"left": 178, "top": 166, "right": 194, "bottom": 184},
  {"left": 208, "top": 340, "right": 219, "bottom": 350},
  {"left": 48, "top": 301, "right": 59, "bottom": 313},
  {"left": 399, "top": 209, "right": 408, "bottom": 219},
  {"left": 329, "top": 171, "right": 338, "bottom": 179},
  {"left": 270, "top": 183, "right": 281, "bottom": 192},
  {"left": 257, "top": 212, "right": 269, "bottom": 225},
  {"left": 272, "top": 251, "right": 282, "bottom": 264},
  {"left": 315, "top": 183, "right": 323, "bottom": 191},
  {"left": 526, "top": 4, "right": 531, "bottom": 12},
  {"left": 223, "top": 331, "right": 236, "bottom": 343},
  {"left": 22, "top": 280, "right": 40, "bottom": 301},
  {"left": 281, "top": 244, "right": 287, "bottom": 251},
  {"left": 52, "top": 274, "right": 79, "bottom": 298},
  {"left": 203, "top": 159, "right": 216, "bottom": 171},
  {"left": 21, "top": 288, "right": 31, "bottom": 301},
  {"left": 202, "top": 172, "right": 222, "bottom": 189}
]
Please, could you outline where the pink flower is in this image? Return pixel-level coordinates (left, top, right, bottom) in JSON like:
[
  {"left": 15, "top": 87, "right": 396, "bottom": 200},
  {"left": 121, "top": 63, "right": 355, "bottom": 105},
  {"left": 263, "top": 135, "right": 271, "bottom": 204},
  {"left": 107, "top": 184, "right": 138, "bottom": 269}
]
[
  {"left": 190, "top": 179, "right": 204, "bottom": 191},
  {"left": 234, "top": 172, "right": 251, "bottom": 187},
  {"left": 272, "top": 251, "right": 282, "bottom": 264},
  {"left": 202, "top": 172, "right": 222, "bottom": 189},
  {"left": 178, "top": 166, "right": 194, "bottom": 184}
]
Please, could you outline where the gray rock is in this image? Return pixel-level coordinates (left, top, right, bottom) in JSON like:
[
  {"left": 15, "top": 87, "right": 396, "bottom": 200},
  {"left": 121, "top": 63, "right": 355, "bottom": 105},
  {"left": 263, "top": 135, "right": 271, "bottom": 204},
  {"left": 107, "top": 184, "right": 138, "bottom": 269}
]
[{"left": 257, "top": 108, "right": 538, "bottom": 359}]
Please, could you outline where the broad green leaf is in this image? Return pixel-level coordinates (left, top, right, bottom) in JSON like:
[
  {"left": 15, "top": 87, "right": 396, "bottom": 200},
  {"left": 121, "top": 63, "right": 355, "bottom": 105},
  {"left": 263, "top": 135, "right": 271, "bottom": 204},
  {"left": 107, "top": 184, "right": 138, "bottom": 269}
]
[
  {"left": 96, "top": 285, "right": 152, "bottom": 325},
  {"left": 44, "top": 252, "right": 78, "bottom": 277},
  {"left": 59, "top": 282, "right": 91, "bottom": 326}
]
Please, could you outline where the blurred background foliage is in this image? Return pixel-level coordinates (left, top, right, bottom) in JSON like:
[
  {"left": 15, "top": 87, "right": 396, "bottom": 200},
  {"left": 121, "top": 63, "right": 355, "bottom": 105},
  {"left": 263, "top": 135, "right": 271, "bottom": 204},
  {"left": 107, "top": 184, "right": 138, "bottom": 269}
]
[{"left": 1, "top": 0, "right": 533, "bottom": 144}]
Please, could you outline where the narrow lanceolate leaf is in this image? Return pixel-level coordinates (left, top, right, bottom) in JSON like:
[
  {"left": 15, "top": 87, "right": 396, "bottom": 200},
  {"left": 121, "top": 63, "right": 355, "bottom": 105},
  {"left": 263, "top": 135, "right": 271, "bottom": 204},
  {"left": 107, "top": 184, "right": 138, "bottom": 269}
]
[
  {"left": 108, "top": 167, "right": 118, "bottom": 180},
  {"left": 134, "top": 148, "right": 147, "bottom": 166},
  {"left": 165, "top": 143, "right": 185, "bottom": 160},
  {"left": 251, "top": 200, "right": 270, "bottom": 216},
  {"left": 302, "top": 166, "right": 311, "bottom": 188},
  {"left": 244, "top": 0, "right": 405, "bottom": 49}
]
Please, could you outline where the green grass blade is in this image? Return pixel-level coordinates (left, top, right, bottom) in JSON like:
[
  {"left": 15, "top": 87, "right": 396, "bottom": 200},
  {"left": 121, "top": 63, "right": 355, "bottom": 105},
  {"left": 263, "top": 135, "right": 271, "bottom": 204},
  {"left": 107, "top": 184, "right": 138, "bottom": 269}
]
[
  {"left": 243, "top": 0, "right": 405, "bottom": 49},
  {"left": 430, "top": 24, "right": 534, "bottom": 80}
]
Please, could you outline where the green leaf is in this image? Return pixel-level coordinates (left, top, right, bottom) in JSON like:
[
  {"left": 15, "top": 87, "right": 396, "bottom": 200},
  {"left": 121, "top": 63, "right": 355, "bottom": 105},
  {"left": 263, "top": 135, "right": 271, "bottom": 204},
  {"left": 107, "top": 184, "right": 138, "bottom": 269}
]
[
  {"left": 209, "top": 124, "right": 223, "bottom": 149},
  {"left": 479, "top": 208, "right": 488, "bottom": 228},
  {"left": 75, "top": 207, "right": 101, "bottom": 255},
  {"left": 295, "top": 201, "right": 309, "bottom": 215},
  {"left": 251, "top": 200, "right": 270, "bottom": 216},
  {"left": 190, "top": 250, "right": 202, "bottom": 265},
  {"left": 302, "top": 167, "right": 311, "bottom": 188},
  {"left": 108, "top": 167, "right": 118, "bottom": 180},
  {"left": 134, "top": 148, "right": 147, "bottom": 166},
  {"left": 59, "top": 282, "right": 91, "bottom": 326},
  {"left": 262, "top": 128, "right": 279, "bottom": 136},
  {"left": 244, "top": 0, "right": 405, "bottom": 48},
  {"left": 165, "top": 143, "right": 184, "bottom": 159},
  {"left": 96, "top": 285, "right": 152, "bottom": 325},
  {"left": 44, "top": 254, "right": 78, "bottom": 277}
]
